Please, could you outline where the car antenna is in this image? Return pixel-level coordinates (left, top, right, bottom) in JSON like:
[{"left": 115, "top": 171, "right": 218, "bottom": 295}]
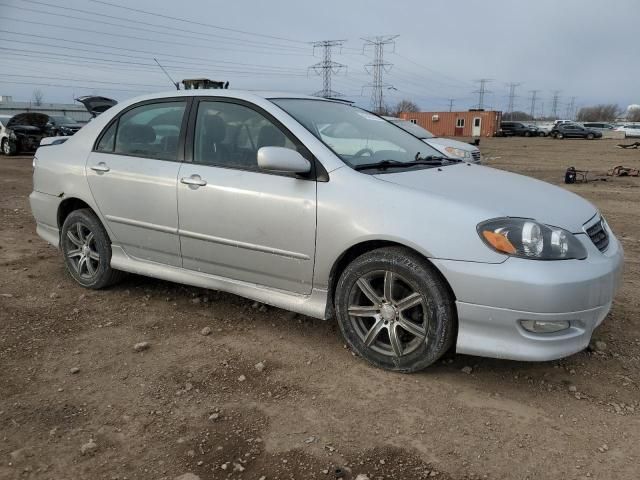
[{"left": 154, "top": 58, "right": 180, "bottom": 90}]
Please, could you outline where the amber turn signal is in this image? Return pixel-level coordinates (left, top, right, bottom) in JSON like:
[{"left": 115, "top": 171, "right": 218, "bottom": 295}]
[{"left": 482, "top": 230, "right": 517, "bottom": 254}]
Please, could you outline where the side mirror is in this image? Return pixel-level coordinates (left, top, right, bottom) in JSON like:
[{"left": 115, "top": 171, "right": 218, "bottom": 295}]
[{"left": 257, "top": 146, "right": 311, "bottom": 174}]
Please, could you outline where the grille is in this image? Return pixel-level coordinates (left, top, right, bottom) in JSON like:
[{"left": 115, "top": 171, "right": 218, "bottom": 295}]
[
  {"left": 586, "top": 219, "right": 609, "bottom": 252},
  {"left": 471, "top": 151, "right": 481, "bottom": 162}
]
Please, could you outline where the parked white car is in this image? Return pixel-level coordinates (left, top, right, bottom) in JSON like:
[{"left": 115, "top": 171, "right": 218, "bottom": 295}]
[
  {"left": 385, "top": 117, "right": 481, "bottom": 163},
  {"left": 0, "top": 114, "right": 12, "bottom": 155},
  {"left": 615, "top": 124, "right": 640, "bottom": 138}
]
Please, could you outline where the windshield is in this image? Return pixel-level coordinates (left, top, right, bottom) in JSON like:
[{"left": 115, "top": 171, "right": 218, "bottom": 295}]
[
  {"left": 50, "top": 115, "right": 78, "bottom": 124},
  {"left": 271, "top": 99, "right": 442, "bottom": 170},
  {"left": 389, "top": 119, "right": 435, "bottom": 138}
]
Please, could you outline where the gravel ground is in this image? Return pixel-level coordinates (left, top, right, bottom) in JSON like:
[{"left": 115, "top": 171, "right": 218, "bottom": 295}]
[{"left": 1, "top": 137, "right": 639, "bottom": 480}]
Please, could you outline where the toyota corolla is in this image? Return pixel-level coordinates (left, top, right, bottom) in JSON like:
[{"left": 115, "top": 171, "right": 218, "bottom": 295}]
[{"left": 29, "top": 90, "right": 624, "bottom": 372}]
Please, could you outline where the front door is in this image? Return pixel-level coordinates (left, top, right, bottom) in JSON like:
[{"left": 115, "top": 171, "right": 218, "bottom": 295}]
[
  {"left": 86, "top": 100, "right": 188, "bottom": 266},
  {"left": 472, "top": 117, "right": 481, "bottom": 136},
  {"left": 177, "top": 99, "right": 316, "bottom": 294}
]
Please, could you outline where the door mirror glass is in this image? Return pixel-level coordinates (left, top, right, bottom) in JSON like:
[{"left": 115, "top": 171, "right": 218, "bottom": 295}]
[{"left": 258, "top": 146, "right": 311, "bottom": 174}]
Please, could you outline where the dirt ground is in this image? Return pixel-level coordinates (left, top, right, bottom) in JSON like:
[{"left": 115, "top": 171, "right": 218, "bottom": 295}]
[{"left": 1, "top": 137, "right": 639, "bottom": 480}]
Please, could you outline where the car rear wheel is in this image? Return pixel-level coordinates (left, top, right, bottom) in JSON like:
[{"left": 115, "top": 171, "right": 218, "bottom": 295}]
[
  {"left": 524, "top": 131, "right": 531, "bottom": 137},
  {"left": 61, "top": 209, "right": 125, "bottom": 289},
  {"left": 586, "top": 133, "right": 595, "bottom": 140},
  {"left": 335, "top": 247, "right": 456, "bottom": 372},
  {"left": 556, "top": 132, "right": 564, "bottom": 139}
]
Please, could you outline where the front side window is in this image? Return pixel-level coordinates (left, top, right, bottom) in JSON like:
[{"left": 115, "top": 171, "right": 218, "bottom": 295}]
[
  {"left": 112, "top": 101, "right": 186, "bottom": 161},
  {"left": 193, "top": 101, "right": 296, "bottom": 169},
  {"left": 272, "top": 99, "right": 441, "bottom": 170}
]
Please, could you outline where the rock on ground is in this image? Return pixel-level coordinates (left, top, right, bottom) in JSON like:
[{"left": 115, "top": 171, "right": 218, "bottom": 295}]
[{"left": 133, "top": 341, "right": 150, "bottom": 352}]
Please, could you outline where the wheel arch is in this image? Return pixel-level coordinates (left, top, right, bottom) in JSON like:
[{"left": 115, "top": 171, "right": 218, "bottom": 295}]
[
  {"left": 56, "top": 197, "right": 107, "bottom": 239},
  {"left": 325, "top": 239, "right": 458, "bottom": 318}
]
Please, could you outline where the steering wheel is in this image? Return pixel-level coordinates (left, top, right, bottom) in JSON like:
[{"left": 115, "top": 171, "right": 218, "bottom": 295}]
[{"left": 354, "top": 148, "right": 374, "bottom": 158}]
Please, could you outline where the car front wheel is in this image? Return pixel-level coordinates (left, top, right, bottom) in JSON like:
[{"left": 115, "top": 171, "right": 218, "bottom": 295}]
[
  {"left": 586, "top": 133, "right": 594, "bottom": 140},
  {"left": 61, "top": 209, "right": 125, "bottom": 289},
  {"left": 335, "top": 247, "right": 456, "bottom": 372},
  {"left": 2, "top": 138, "right": 16, "bottom": 155}
]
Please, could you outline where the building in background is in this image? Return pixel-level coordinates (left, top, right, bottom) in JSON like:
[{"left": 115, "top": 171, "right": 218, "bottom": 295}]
[
  {"left": 0, "top": 96, "right": 91, "bottom": 122},
  {"left": 399, "top": 110, "right": 502, "bottom": 137}
]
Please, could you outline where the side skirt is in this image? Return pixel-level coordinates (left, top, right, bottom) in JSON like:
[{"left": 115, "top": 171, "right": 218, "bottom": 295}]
[{"left": 110, "top": 246, "right": 330, "bottom": 320}]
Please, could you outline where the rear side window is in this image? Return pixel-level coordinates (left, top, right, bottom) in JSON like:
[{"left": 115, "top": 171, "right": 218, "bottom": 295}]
[{"left": 98, "top": 101, "right": 186, "bottom": 161}]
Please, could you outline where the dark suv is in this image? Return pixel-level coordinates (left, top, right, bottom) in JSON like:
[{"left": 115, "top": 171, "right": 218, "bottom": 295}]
[
  {"left": 550, "top": 123, "right": 602, "bottom": 139},
  {"left": 499, "top": 122, "right": 540, "bottom": 137}
]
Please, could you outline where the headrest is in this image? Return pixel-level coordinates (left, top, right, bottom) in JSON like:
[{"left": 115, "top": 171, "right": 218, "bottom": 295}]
[
  {"left": 203, "top": 114, "right": 226, "bottom": 143},
  {"left": 258, "top": 125, "right": 286, "bottom": 148},
  {"left": 120, "top": 124, "right": 156, "bottom": 144}
]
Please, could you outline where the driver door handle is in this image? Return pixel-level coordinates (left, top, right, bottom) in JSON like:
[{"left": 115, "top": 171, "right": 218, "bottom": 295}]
[
  {"left": 180, "top": 175, "right": 207, "bottom": 187},
  {"left": 90, "top": 162, "right": 110, "bottom": 173}
]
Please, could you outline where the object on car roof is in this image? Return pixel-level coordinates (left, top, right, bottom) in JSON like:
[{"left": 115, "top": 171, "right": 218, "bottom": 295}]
[
  {"left": 181, "top": 78, "right": 229, "bottom": 90},
  {"left": 607, "top": 165, "right": 639, "bottom": 177},
  {"left": 75, "top": 96, "right": 117, "bottom": 118}
]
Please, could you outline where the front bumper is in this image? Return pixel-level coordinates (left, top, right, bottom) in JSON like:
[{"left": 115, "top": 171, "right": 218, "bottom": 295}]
[{"left": 432, "top": 232, "right": 624, "bottom": 361}]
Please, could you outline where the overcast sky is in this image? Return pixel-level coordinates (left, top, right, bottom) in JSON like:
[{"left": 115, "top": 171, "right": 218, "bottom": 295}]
[{"left": 0, "top": 0, "right": 638, "bottom": 114}]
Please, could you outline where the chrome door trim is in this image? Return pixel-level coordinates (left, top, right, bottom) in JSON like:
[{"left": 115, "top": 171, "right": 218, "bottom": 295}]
[
  {"left": 178, "top": 228, "right": 311, "bottom": 260},
  {"left": 105, "top": 214, "right": 178, "bottom": 234}
]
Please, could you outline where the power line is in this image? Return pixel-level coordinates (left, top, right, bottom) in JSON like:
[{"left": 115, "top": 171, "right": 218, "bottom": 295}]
[
  {"left": 528, "top": 90, "right": 539, "bottom": 119},
  {"left": 362, "top": 35, "right": 399, "bottom": 113},
  {"left": 473, "top": 79, "right": 492, "bottom": 109},
  {"left": 550, "top": 90, "right": 561, "bottom": 119},
  {"left": 506, "top": 82, "right": 521, "bottom": 114},
  {"left": 309, "top": 40, "right": 347, "bottom": 98}
]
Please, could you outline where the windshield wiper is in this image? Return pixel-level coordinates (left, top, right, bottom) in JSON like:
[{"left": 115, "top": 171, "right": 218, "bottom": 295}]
[
  {"left": 353, "top": 159, "right": 407, "bottom": 171},
  {"left": 354, "top": 155, "right": 456, "bottom": 172}
]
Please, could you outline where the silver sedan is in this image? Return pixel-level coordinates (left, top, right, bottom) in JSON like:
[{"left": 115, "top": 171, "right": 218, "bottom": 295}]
[{"left": 30, "top": 90, "right": 623, "bottom": 372}]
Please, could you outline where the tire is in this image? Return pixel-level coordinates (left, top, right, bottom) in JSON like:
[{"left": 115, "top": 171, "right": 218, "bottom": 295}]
[
  {"left": 586, "top": 133, "right": 594, "bottom": 140},
  {"left": 524, "top": 131, "right": 531, "bottom": 137},
  {"left": 538, "top": 131, "right": 546, "bottom": 137},
  {"left": 556, "top": 132, "right": 564, "bottom": 139},
  {"left": 335, "top": 247, "right": 456, "bottom": 373},
  {"left": 2, "top": 138, "right": 16, "bottom": 155},
  {"left": 60, "top": 208, "right": 126, "bottom": 289}
]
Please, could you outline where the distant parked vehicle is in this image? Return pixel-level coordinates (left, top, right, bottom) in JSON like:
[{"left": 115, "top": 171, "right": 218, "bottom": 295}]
[
  {"left": 0, "top": 114, "right": 12, "bottom": 155},
  {"left": 582, "top": 122, "right": 615, "bottom": 132},
  {"left": 384, "top": 117, "right": 481, "bottom": 163},
  {"left": 47, "top": 115, "right": 83, "bottom": 136},
  {"left": 550, "top": 123, "right": 602, "bottom": 139},
  {"left": 615, "top": 124, "right": 640, "bottom": 138},
  {"left": 530, "top": 124, "right": 553, "bottom": 136},
  {"left": 498, "top": 122, "right": 540, "bottom": 137}
]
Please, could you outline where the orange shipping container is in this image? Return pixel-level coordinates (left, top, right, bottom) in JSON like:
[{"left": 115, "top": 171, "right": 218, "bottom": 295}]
[{"left": 399, "top": 111, "right": 502, "bottom": 137}]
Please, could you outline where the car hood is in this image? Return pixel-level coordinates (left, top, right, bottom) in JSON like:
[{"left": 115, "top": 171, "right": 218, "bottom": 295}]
[
  {"left": 75, "top": 95, "right": 117, "bottom": 117},
  {"left": 423, "top": 137, "right": 478, "bottom": 152},
  {"left": 374, "top": 164, "right": 597, "bottom": 233}
]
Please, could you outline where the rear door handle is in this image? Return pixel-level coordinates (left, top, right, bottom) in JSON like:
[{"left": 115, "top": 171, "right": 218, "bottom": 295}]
[
  {"left": 180, "top": 175, "right": 207, "bottom": 187},
  {"left": 90, "top": 162, "right": 110, "bottom": 173}
]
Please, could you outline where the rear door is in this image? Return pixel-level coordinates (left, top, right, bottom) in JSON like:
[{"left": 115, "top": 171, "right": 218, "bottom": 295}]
[
  {"left": 176, "top": 98, "right": 317, "bottom": 294},
  {"left": 86, "top": 98, "right": 189, "bottom": 266}
]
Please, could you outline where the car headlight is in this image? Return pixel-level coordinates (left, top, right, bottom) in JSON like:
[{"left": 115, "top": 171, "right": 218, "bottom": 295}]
[
  {"left": 477, "top": 218, "right": 587, "bottom": 260},
  {"left": 444, "top": 146, "right": 471, "bottom": 159}
]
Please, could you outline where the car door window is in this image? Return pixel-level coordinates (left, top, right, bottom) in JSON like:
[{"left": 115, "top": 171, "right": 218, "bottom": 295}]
[
  {"left": 193, "top": 101, "right": 297, "bottom": 169},
  {"left": 112, "top": 101, "right": 186, "bottom": 161}
]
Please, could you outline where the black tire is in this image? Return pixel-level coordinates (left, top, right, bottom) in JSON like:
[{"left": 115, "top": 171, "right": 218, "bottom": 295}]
[
  {"left": 556, "top": 132, "right": 564, "bottom": 139},
  {"left": 586, "top": 133, "right": 594, "bottom": 140},
  {"left": 60, "top": 208, "right": 126, "bottom": 289},
  {"left": 2, "top": 138, "right": 16, "bottom": 155},
  {"left": 538, "top": 131, "right": 546, "bottom": 137},
  {"left": 335, "top": 247, "right": 456, "bottom": 372},
  {"left": 524, "top": 131, "right": 531, "bottom": 137}
]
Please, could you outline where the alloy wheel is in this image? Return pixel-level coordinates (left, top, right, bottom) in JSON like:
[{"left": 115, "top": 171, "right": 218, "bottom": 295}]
[
  {"left": 347, "top": 270, "right": 429, "bottom": 357},
  {"left": 64, "top": 222, "right": 101, "bottom": 279}
]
